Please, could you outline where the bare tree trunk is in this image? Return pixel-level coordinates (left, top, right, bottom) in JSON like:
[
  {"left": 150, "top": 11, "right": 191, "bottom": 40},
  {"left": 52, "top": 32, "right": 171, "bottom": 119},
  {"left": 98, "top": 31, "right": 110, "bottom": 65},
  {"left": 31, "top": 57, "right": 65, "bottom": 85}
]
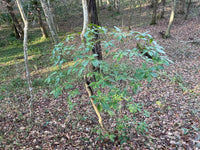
[
  {"left": 100, "top": 0, "right": 103, "bottom": 7},
  {"left": 81, "top": 0, "right": 107, "bottom": 133},
  {"left": 184, "top": 0, "right": 191, "bottom": 20},
  {"left": 81, "top": 0, "right": 89, "bottom": 42},
  {"left": 40, "top": 0, "right": 59, "bottom": 44},
  {"left": 33, "top": 0, "right": 48, "bottom": 38},
  {"left": 138, "top": 0, "right": 142, "bottom": 14},
  {"left": 116, "top": 0, "right": 120, "bottom": 12},
  {"left": 161, "top": 0, "right": 166, "bottom": 18},
  {"left": 107, "top": 0, "right": 112, "bottom": 10},
  {"left": 107, "top": 0, "right": 110, "bottom": 5},
  {"left": 12, "top": 21, "right": 20, "bottom": 39},
  {"left": 16, "top": 0, "right": 34, "bottom": 117},
  {"left": 88, "top": 0, "right": 103, "bottom": 62},
  {"left": 128, "top": 0, "right": 133, "bottom": 30},
  {"left": 150, "top": 0, "right": 158, "bottom": 25},
  {"left": 3, "top": 0, "right": 24, "bottom": 40},
  {"left": 179, "top": 0, "right": 185, "bottom": 14},
  {"left": 113, "top": 0, "right": 120, "bottom": 12},
  {"left": 96, "top": 0, "right": 100, "bottom": 10},
  {"left": 177, "top": 0, "right": 185, "bottom": 14},
  {"left": 165, "top": 0, "right": 177, "bottom": 38},
  {"left": 49, "top": 1, "right": 60, "bottom": 33}
]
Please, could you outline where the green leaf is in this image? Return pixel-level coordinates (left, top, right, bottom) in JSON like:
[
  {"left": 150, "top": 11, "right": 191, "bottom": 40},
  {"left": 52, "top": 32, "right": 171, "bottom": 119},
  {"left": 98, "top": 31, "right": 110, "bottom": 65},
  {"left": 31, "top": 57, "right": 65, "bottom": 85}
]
[
  {"left": 82, "top": 60, "right": 90, "bottom": 67},
  {"left": 157, "top": 65, "right": 164, "bottom": 70},
  {"left": 129, "top": 52, "right": 134, "bottom": 57},
  {"left": 117, "top": 36, "right": 122, "bottom": 41},
  {"left": 50, "top": 87, "right": 62, "bottom": 98},
  {"left": 78, "top": 67, "right": 84, "bottom": 76},
  {"left": 114, "top": 26, "right": 121, "bottom": 32},
  {"left": 72, "top": 89, "right": 80, "bottom": 97},
  {"left": 65, "top": 84, "right": 73, "bottom": 90},
  {"left": 107, "top": 78, "right": 115, "bottom": 83},
  {"left": 67, "top": 68, "right": 72, "bottom": 75},
  {"left": 191, "top": 125, "right": 199, "bottom": 131},
  {"left": 149, "top": 38, "right": 153, "bottom": 44},
  {"left": 109, "top": 134, "right": 116, "bottom": 142},
  {"left": 97, "top": 103, "right": 103, "bottom": 112},
  {"left": 108, "top": 110, "right": 115, "bottom": 117},
  {"left": 156, "top": 48, "right": 165, "bottom": 54},
  {"left": 91, "top": 59, "right": 100, "bottom": 67},
  {"left": 67, "top": 98, "right": 77, "bottom": 110},
  {"left": 163, "top": 59, "right": 170, "bottom": 66},
  {"left": 102, "top": 81, "right": 112, "bottom": 88},
  {"left": 150, "top": 67, "right": 157, "bottom": 71},
  {"left": 150, "top": 72, "right": 157, "bottom": 77},
  {"left": 0, "top": 96, "right": 4, "bottom": 100},
  {"left": 102, "top": 101, "right": 110, "bottom": 110},
  {"left": 144, "top": 110, "right": 150, "bottom": 117}
]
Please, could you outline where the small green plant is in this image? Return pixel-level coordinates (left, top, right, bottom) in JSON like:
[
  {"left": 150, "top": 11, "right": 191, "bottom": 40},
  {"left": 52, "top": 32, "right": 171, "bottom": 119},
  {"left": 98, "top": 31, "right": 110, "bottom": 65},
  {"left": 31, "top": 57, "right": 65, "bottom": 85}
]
[
  {"left": 32, "top": 78, "right": 46, "bottom": 87},
  {"left": 11, "top": 77, "right": 26, "bottom": 88},
  {"left": 136, "top": 121, "right": 148, "bottom": 134},
  {"left": 46, "top": 26, "right": 172, "bottom": 143},
  {"left": 171, "top": 74, "right": 183, "bottom": 84},
  {"left": 0, "top": 13, "right": 11, "bottom": 25}
]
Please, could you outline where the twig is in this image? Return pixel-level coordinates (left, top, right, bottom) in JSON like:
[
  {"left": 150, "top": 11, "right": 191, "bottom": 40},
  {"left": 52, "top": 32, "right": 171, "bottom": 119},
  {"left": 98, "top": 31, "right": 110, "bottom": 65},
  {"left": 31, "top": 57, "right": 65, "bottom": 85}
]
[{"left": 180, "top": 39, "right": 200, "bottom": 44}]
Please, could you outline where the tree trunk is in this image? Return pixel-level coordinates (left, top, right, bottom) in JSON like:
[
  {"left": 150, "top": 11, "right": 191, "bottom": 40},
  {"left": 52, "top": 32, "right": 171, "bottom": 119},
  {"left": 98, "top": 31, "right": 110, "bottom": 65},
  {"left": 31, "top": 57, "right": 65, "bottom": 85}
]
[
  {"left": 33, "top": 1, "right": 48, "bottom": 38},
  {"left": 96, "top": 0, "right": 100, "bottom": 10},
  {"left": 150, "top": 0, "right": 158, "bottom": 25},
  {"left": 87, "top": 0, "right": 103, "bottom": 62},
  {"left": 107, "top": 0, "right": 110, "bottom": 5},
  {"left": 100, "top": 0, "right": 103, "bottom": 7},
  {"left": 107, "top": 0, "right": 112, "bottom": 10},
  {"left": 16, "top": 0, "right": 34, "bottom": 117},
  {"left": 177, "top": 0, "right": 185, "bottom": 14},
  {"left": 81, "top": 0, "right": 107, "bottom": 133},
  {"left": 128, "top": 0, "right": 133, "bottom": 30},
  {"left": 179, "top": 0, "right": 185, "bottom": 14},
  {"left": 161, "top": 0, "right": 166, "bottom": 18},
  {"left": 12, "top": 21, "right": 20, "bottom": 39},
  {"left": 184, "top": 0, "right": 191, "bottom": 20},
  {"left": 114, "top": 0, "right": 120, "bottom": 12},
  {"left": 40, "top": 0, "right": 59, "bottom": 44},
  {"left": 139, "top": 0, "right": 142, "bottom": 14},
  {"left": 165, "top": 0, "right": 177, "bottom": 38},
  {"left": 4, "top": 0, "right": 24, "bottom": 40},
  {"left": 81, "top": 0, "right": 89, "bottom": 42}
]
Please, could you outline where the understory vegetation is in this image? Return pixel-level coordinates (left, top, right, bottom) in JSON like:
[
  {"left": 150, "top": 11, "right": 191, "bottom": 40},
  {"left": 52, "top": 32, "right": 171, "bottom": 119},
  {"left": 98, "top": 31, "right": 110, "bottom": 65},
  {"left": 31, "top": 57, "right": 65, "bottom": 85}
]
[{"left": 0, "top": 0, "right": 199, "bottom": 149}]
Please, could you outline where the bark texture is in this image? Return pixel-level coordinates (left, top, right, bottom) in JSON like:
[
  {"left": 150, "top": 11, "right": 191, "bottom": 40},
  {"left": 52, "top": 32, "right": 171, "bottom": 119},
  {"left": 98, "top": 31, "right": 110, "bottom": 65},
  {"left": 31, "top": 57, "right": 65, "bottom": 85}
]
[
  {"left": 81, "top": 0, "right": 107, "bottom": 133},
  {"left": 150, "top": 0, "right": 158, "bottom": 25},
  {"left": 87, "top": 0, "right": 103, "bottom": 62},
  {"left": 12, "top": 21, "right": 20, "bottom": 39},
  {"left": 81, "top": 0, "right": 89, "bottom": 42},
  {"left": 165, "top": 0, "right": 177, "bottom": 38},
  {"left": 33, "top": 0, "right": 48, "bottom": 38},
  {"left": 184, "top": 0, "right": 191, "bottom": 20},
  {"left": 161, "top": 0, "right": 166, "bottom": 18},
  {"left": 179, "top": 0, "right": 185, "bottom": 14},
  {"left": 114, "top": 0, "right": 120, "bottom": 12},
  {"left": 3, "top": 0, "right": 24, "bottom": 40},
  {"left": 16, "top": 0, "right": 34, "bottom": 116},
  {"left": 40, "top": 0, "right": 59, "bottom": 44}
]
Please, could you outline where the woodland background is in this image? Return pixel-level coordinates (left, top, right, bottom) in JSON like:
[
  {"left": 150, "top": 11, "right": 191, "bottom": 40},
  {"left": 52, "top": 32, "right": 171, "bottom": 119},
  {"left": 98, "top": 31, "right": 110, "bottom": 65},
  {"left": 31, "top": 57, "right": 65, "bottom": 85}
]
[{"left": 0, "top": 0, "right": 200, "bottom": 149}]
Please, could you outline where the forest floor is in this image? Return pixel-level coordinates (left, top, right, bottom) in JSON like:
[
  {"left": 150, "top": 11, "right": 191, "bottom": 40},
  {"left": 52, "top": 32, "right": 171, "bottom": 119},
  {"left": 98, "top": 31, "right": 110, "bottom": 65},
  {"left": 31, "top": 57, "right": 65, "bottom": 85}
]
[{"left": 0, "top": 2, "right": 200, "bottom": 149}]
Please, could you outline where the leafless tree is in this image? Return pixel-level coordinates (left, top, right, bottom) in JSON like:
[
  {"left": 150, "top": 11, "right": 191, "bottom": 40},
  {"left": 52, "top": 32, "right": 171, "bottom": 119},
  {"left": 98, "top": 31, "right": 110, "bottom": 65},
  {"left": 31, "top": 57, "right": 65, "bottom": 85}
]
[
  {"left": 40, "top": 0, "right": 59, "bottom": 44},
  {"left": 16, "top": 0, "right": 34, "bottom": 116},
  {"left": 165, "top": 0, "right": 177, "bottom": 38}
]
